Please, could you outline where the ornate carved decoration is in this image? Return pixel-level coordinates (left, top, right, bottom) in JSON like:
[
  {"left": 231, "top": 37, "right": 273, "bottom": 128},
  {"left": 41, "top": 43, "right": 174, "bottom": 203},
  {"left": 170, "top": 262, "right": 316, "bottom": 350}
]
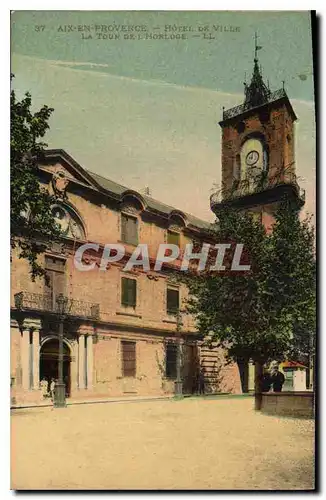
[
  {"left": 121, "top": 204, "right": 139, "bottom": 216},
  {"left": 52, "top": 170, "right": 69, "bottom": 200},
  {"left": 47, "top": 241, "right": 68, "bottom": 256},
  {"left": 147, "top": 274, "right": 159, "bottom": 281},
  {"left": 22, "top": 318, "right": 42, "bottom": 332},
  {"left": 51, "top": 204, "right": 85, "bottom": 240},
  {"left": 168, "top": 223, "right": 182, "bottom": 233}
]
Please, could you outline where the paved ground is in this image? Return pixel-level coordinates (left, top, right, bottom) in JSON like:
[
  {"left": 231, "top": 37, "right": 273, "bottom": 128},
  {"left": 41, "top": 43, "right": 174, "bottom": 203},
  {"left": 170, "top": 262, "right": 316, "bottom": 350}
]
[{"left": 11, "top": 397, "right": 315, "bottom": 490}]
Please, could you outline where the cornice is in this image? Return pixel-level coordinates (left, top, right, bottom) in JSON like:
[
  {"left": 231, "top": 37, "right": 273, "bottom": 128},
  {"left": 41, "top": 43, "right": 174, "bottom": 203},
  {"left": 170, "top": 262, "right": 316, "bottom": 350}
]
[
  {"left": 41, "top": 150, "right": 211, "bottom": 237},
  {"left": 10, "top": 308, "right": 199, "bottom": 338}
]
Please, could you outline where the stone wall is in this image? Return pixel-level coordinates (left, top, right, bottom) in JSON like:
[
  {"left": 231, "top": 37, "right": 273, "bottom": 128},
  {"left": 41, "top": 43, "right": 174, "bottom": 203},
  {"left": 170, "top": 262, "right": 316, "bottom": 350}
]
[{"left": 261, "top": 392, "right": 314, "bottom": 418}]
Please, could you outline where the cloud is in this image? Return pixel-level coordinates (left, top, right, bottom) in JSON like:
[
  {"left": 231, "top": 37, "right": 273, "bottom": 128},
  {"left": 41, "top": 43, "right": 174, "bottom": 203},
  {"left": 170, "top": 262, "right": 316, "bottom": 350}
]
[
  {"left": 53, "top": 61, "right": 112, "bottom": 69},
  {"left": 11, "top": 53, "right": 243, "bottom": 97}
]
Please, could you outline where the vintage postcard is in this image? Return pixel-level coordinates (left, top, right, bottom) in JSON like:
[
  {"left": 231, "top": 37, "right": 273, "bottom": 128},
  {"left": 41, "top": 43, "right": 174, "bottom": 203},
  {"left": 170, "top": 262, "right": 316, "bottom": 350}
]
[{"left": 10, "top": 10, "right": 316, "bottom": 491}]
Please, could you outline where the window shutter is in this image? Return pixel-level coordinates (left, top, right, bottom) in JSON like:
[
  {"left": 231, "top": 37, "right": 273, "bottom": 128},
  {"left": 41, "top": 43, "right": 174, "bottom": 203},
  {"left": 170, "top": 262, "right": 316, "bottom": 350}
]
[
  {"left": 54, "top": 271, "right": 65, "bottom": 296},
  {"left": 129, "top": 217, "right": 138, "bottom": 245},
  {"left": 121, "top": 278, "right": 137, "bottom": 307},
  {"left": 44, "top": 257, "right": 66, "bottom": 310},
  {"left": 122, "top": 341, "right": 136, "bottom": 377},
  {"left": 166, "top": 344, "right": 177, "bottom": 378},
  {"left": 121, "top": 215, "right": 127, "bottom": 242},
  {"left": 167, "top": 230, "right": 180, "bottom": 246},
  {"left": 167, "top": 288, "right": 179, "bottom": 314},
  {"left": 128, "top": 279, "right": 137, "bottom": 307},
  {"left": 45, "top": 270, "right": 54, "bottom": 293},
  {"left": 121, "top": 214, "right": 138, "bottom": 245},
  {"left": 121, "top": 278, "right": 129, "bottom": 306}
]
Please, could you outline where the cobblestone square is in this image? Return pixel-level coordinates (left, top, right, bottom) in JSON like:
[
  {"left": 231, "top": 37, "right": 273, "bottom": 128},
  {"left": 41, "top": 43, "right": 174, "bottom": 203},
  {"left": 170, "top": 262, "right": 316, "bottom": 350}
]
[{"left": 11, "top": 397, "right": 314, "bottom": 490}]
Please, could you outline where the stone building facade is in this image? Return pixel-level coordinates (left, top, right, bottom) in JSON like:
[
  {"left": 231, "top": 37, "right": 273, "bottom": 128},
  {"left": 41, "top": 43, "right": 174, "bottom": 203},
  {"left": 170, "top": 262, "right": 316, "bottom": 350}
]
[
  {"left": 11, "top": 50, "right": 306, "bottom": 406},
  {"left": 11, "top": 149, "right": 242, "bottom": 405}
]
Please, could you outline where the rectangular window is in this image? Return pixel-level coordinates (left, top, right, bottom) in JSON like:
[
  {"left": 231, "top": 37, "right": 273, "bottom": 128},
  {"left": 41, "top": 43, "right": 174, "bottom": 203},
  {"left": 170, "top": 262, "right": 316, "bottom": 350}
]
[
  {"left": 121, "top": 277, "right": 137, "bottom": 308},
  {"left": 121, "top": 341, "right": 136, "bottom": 377},
  {"left": 29, "top": 331, "right": 33, "bottom": 390},
  {"left": 121, "top": 214, "right": 138, "bottom": 245},
  {"left": 44, "top": 256, "right": 66, "bottom": 310},
  {"left": 166, "top": 343, "right": 177, "bottom": 379},
  {"left": 167, "top": 230, "right": 180, "bottom": 246},
  {"left": 167, "top": 287, "right": 179, "bottom": 315}
]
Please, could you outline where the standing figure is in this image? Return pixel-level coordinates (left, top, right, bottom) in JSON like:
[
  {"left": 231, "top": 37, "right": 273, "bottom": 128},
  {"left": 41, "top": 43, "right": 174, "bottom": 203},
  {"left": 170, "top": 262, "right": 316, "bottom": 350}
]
[
  {"left": 50, "top": 378, "right": 56, "bottom": 401},
  {"left": 64, "top": 375, "right": 69, "bottom": 397},
  {"left": 40, "top": 377, "right": 49, "bottom": 399},
  {"left": 198, "top": 367, "right": 205, "bottom": 395},
  {"left": 270, "top": 365, "right": 285, "bottom": 392},
  {"left": 262, "top": 370, "right": 272, "bottom": 392}
]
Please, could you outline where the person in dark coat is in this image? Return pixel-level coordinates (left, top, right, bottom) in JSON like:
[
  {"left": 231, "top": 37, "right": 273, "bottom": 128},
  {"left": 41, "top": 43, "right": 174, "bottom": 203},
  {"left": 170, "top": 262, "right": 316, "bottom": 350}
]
[
  {"left": 270, "top": 366, "right": 285, "bottom": 392},
  {"left": 198, "top": 367, "right": 205, "bottom": 395},
  {"left": 262, "top": 371, "right": 272, "bottom": 392}
]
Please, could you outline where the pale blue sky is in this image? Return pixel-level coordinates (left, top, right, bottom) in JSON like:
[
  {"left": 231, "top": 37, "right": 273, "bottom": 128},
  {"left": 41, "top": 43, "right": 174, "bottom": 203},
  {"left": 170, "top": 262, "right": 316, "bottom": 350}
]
[{"left": 11, "top": 11, "right": 315, "bottom": 221}]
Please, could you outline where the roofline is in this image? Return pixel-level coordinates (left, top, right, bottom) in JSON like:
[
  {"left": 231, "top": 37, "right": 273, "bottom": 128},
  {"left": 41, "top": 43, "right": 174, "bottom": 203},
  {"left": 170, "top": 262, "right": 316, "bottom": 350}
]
[
  {"left": 42, "top": 149, "right": 104, "bottom": 191},
  {"left": 41, "top": 149, "right": 212, "bottom": 234},
  {"left": 219, "top": 95, "right": 297, "bottom": 127}
]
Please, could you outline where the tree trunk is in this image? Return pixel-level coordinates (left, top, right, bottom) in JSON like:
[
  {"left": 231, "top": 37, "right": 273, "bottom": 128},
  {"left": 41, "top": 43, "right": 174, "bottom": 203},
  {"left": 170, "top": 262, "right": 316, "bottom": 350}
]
[
  {"left": 254, "top": 361, "right": 264, "bottom": 411},
  {"left": 237, "top": 357, "right": 249, "bottom": 393}
]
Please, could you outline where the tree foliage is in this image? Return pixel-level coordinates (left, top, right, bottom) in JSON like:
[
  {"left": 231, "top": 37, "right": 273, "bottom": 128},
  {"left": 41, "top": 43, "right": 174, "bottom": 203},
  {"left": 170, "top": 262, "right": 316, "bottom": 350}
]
[
  {"left": 180, "top": 199, "right": 316, "bottom": 368},
  {"left": 11, "top": 76, "right": 62, "bottom": 280},
  {"left": 267, "top": 200, "right": 316, "bottom": 361}
]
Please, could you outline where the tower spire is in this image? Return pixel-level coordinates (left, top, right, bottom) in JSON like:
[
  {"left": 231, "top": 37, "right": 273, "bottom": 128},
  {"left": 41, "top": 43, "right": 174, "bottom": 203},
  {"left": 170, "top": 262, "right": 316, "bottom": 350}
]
[
  {"left": 254, "top": 31, "right": 259, "bottom": 61},
  {"left": 243, "top": 32, "right": 270, "bottom": 109}
]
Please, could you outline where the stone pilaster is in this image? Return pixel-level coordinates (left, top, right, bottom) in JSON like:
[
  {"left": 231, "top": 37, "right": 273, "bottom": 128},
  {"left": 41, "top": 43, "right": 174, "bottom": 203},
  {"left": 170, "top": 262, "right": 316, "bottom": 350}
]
[
  {"left": 10, "top": 319, "right": 21, "bottom": 388},
  {"left": 78, "top": 333, "right": 85, "bottom": 390},
  {"left": 32, "top": 329, "right": 40, "bottom": 390},
  {"left": 21, "top": 319, "right": 42, "bottom": 392},
  {"left": 86, "top": 334, "right": 94, "bottom": 390},
  {"left": 21, "top": 328, "right": 30, "bottom": 391}
]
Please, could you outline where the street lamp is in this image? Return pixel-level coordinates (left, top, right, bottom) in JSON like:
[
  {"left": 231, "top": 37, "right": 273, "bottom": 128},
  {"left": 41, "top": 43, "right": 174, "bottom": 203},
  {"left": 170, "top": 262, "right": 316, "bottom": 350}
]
[
  {"left": 54, "top": 293, "right": 68, "bottom": 408},
  {"left": 174, "top": 309, "right": 183, "bottom": 397}
]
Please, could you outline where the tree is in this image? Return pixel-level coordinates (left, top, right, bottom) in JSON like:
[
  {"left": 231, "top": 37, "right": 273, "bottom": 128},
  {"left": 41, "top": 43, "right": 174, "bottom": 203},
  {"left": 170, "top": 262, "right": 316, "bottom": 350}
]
[
  {"left": 267, "top": 199, "right": 316, "bottom": 388},
  {"left": 180, "top": 199, "right": 316, "bottom": 409},
  {"left": 11, "top": 76, "right": 62, "bottom": 281}
]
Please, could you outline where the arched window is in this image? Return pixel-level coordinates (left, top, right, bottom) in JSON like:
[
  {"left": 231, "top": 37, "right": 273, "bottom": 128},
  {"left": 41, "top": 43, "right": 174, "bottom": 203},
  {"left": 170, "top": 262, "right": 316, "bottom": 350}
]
[{"left": 51, "top": 204, "right": 85, "bottom": 240}]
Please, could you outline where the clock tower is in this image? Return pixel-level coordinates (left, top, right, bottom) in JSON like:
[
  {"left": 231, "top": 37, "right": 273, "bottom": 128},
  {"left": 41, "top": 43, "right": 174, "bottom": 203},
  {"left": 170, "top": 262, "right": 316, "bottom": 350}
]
[{"left": 210, "top": 38, "right": 305, "bottom": 232}]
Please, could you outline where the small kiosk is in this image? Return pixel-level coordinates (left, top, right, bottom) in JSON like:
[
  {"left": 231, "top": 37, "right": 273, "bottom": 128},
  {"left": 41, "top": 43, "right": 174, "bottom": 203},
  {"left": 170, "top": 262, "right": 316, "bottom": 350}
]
[{"left": 281, "top": 361, "right": 308, "bottom": 392}]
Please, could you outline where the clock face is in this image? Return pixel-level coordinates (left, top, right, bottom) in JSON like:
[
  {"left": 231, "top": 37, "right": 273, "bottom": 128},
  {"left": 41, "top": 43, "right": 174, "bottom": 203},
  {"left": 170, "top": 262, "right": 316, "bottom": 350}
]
[{"left": 246, "top": 150, "right": 259, "bottom": 166}]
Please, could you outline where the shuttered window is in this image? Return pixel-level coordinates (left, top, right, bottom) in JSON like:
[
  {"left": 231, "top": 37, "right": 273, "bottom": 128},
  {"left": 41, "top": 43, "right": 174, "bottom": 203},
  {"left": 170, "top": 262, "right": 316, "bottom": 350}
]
[
  {"left": 121, "top": 341, "right": 136, "bottom": 377},
  {"left": 121, "top": 277, "right": 137, "bottom": 308},
  {"left": 167, "top": 230, "right": 180, "bottom": 246},
  {"left": 167, "top": 287, "right": 179, "bottom": 315},
  {"left": 166, "top": 343, "right": 177, "bottom": 379},
  {"left": 121, "top": 214, "right": 138, "bottom": 245},
  {"left": 44, "top": 256, "right": 66, "bottom": 310}
]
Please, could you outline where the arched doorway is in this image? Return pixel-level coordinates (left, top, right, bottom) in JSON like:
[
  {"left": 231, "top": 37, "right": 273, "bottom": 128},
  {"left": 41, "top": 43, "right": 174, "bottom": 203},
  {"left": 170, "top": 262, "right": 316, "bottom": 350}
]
[{"left": 40, "top": 338, "right": 71, "bottom": 397}]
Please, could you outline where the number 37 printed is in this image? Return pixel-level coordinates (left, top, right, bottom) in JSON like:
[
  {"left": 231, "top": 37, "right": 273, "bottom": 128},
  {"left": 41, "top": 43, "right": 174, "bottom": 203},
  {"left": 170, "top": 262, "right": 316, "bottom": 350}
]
[{"left": 34, "top": 25, "right": 45, "bottom": 32}]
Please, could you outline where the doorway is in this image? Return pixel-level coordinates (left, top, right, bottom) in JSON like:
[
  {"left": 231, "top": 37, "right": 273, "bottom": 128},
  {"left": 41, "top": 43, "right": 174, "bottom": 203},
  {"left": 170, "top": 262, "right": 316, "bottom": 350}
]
[
  {"left": 40, "top": 338, "right": 71, "bottom": 396},
  {"left": 182, "top": 344, "right": 200, "bottom": 395}
]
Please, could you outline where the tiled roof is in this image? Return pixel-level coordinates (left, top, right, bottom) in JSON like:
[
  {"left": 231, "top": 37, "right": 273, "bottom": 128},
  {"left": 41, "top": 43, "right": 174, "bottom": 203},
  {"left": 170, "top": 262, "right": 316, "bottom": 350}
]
[
  {"left": 86, "top": 170, "right": 213, "bottom": 231},
  {"left": 281, "top": 361, "right": 308, "bottom": 370},
  {"left": 43, "top": 149, "right": 213, "bottom": 232}
]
